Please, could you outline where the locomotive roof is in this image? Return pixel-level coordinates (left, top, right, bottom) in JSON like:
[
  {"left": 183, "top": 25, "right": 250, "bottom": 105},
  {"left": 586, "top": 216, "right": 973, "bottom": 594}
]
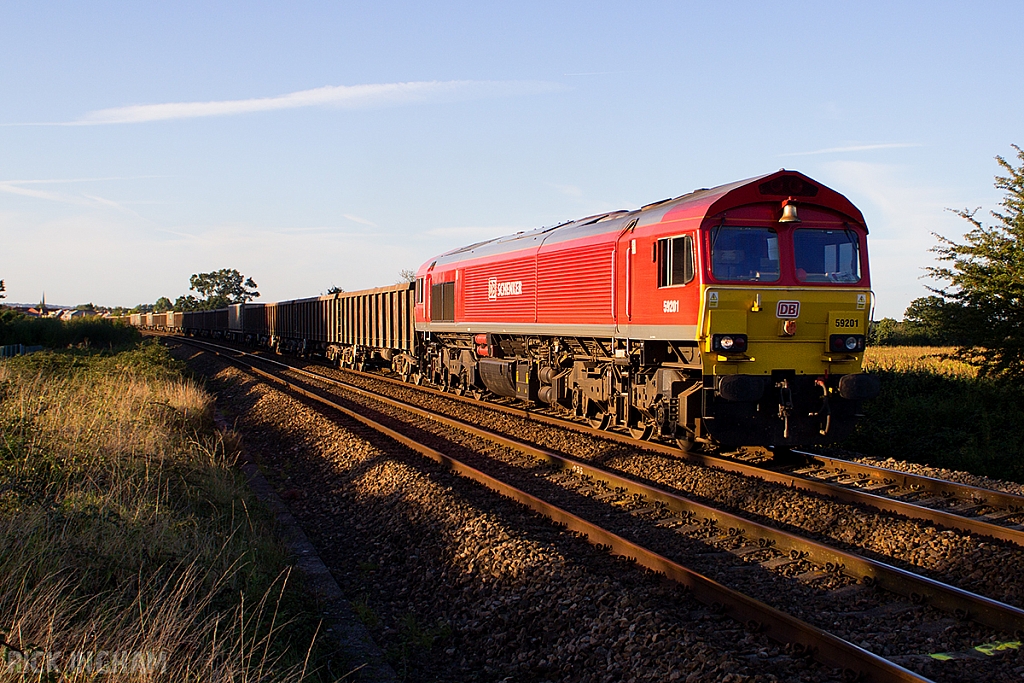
[{"left": 426, "top": 170, "right": 864, "bottom": 268}]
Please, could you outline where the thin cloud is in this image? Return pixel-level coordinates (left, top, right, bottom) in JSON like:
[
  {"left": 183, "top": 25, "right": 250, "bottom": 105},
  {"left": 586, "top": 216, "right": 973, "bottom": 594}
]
[
  {"left": 550, "top": 183, "right": 584, "bottom": 198},
  {"left": 0, "top": 180, "right": 144, "bottom": 216},
  {"left": 0, "top": 182, "right": 78, "bottom": 204},
  {"left": 0, "top": 175, "right": 167, "bottom": 184},
  {"left": 781, "top": 143, "right": 922, "bottom": 157},
  {"left": 80, "top": 193, "right": 144, "bottom": 217},
  {"left": 563, "top": 70, "right": 637, "bottom": 76},
  {"left": 12, "top": 80, "right": 560, "bottom": 126},
  {"left": 342, "top": 213, "right": 378, "bottom": 227},
  {"left": 425, "top": 225, "right": 523, "bottom": 239}
]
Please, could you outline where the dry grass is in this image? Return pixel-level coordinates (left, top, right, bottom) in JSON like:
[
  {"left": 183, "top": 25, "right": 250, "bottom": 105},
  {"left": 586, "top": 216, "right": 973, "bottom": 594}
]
[
  {"left": 0, "top": 344, "right": 326, "bottom": 681},
  {"left": 862, "top": 346, "right": 978, "bottom": 378}
]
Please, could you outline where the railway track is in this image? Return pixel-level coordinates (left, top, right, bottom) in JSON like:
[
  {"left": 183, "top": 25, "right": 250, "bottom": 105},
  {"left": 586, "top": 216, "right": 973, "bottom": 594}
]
[
  {"left": 321, "top": 350, "right": 1024, "bottom": 549},
  {"left": 173, "top": 336, "right": 1024, "bottom": 682},
  {"left": 154, "top": 333, "right": 1024, "bottom": 549},
  {"left": 785, "top": 452, "right": 1024, "bottom": 537}
]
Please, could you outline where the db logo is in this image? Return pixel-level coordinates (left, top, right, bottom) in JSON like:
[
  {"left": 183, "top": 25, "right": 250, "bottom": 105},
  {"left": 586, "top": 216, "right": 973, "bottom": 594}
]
[
  {"left": 776, "top": 301, "right": 800, "bottom": 319},
  {"left": 487, "top": 278, "right": 523, "bottom": 301}
]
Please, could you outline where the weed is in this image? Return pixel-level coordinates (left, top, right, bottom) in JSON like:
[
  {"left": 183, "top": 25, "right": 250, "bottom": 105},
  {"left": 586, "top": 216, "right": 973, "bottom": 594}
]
[
  {"left": 0, "top": 343, "right": 336, "bottom": 680},
  {"left": 386, "top": 612, "right": 451, "bottom": 678},
  {"left": 351, "top": 595, "right": 380, "bottom": 630}
]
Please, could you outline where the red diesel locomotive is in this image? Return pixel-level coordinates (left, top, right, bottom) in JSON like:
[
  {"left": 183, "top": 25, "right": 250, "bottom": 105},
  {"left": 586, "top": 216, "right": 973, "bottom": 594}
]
[
  {"left": 414, "top": 170, "right": 879, "bottom": 448},
  {"left": 136, "top": 169, "right": 879, "bottom": 450}
]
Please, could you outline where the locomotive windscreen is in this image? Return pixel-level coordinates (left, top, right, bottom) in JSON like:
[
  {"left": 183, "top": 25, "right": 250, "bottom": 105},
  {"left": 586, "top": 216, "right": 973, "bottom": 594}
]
[
  {"left": 710, "top": 226, "right": 780, "bottom": 282},
  {"left": 793, "top": 229, "right": 861, "bottom": 283}
]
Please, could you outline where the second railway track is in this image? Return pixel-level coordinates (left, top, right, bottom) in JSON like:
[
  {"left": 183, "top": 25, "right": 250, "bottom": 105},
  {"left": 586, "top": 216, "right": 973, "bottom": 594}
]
[
  {"left": 174, "top": 335, "right": 1024, "bottom": 683},
  {"left": 212, "top": 333, "right": 1024, "bottom": 549}
]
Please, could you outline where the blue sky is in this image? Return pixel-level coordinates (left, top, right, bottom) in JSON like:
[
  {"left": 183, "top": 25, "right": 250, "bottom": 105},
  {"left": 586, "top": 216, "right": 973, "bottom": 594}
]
[{"left": 1, "top": 2, "right": 1021, "bottom": 318}]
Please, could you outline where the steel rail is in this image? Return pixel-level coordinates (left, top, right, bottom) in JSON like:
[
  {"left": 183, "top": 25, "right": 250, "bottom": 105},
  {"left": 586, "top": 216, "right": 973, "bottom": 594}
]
[
  {"left": 165, "top": 334, "right": 1024, "bottom": 547},
  {"left": 331, "top": 355, "right": 1024, "bottom": 547},
  {"left": 183, "top": 337, "right": 1024, "bottom": 636},
  {"left": 178, "top": 336, "right": 934, "bottom": 683},
  {"left": 792, "top": 450, "right": 1024, "bottom": 516}
]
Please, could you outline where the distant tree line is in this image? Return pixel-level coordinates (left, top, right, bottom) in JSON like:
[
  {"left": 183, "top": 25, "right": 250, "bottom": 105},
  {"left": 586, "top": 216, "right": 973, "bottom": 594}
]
[
  {"left": 129, "top": 268, "right": 260, "bottom": 313},
  {"left": 869, "top": 296, "right": 971, "bottom": 346},
  {"left": 130, "top": 268, "right": 416, "bottom": 314}
]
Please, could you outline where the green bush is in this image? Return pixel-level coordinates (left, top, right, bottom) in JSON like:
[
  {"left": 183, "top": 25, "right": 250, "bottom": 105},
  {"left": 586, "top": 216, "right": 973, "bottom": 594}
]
[
  {"left": 843, "top": 368, "right": 1024, "bottom": 483},
  {"left": 0, "top": 310, "right": 139, "bottom": 348}
]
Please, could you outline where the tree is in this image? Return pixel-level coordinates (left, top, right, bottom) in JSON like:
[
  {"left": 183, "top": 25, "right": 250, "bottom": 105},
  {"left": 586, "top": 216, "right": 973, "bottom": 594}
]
[
  {"left": 153, "top": 297, "right": 173, "bottom": 313},
  {"left": 325, "top": 285, "right": 344, "bottom": 295},
  {"left": 868, "top": 317, "right": 903, "bottom": 346},
  {"left": 0, "top": 279, "right": 5, "bottom": 300},
  {"left": 180, "top": 269, "right": 260, "bottom": 310},
  {"left": 928, "top": 144, "right": 1024, "bottom": 377},
  {"left": 398, "top": 269, "right": 416, "bottom": 283},
  {"left": 173, "top": 295, "right": 201, "bottom": 312}
]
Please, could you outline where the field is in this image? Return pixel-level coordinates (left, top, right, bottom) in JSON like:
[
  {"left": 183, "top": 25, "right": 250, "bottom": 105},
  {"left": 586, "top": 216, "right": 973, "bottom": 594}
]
[
  {"left": 0, "top": 342, "right": 333, "bottom": 680},
  {"left": 862, "top": 346, "right": 978, "bottom": 378},
  {"left": 845, "top": 346, "right": 1024, "bottom": 483}
]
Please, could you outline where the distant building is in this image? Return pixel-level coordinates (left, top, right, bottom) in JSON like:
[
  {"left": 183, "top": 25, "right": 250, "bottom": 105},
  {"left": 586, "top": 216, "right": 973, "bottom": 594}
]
[{"left": 59, "top": 309, "right": 89, "bottom": 321}]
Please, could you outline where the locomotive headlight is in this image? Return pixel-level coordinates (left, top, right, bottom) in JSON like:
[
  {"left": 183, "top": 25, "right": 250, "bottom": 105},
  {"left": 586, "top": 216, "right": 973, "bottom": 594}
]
[
  {"left": 712, "top": 334, "right": 748, "bottom": 353},
  {"left": 829, "top": 334, "right": 865, "bottom": 352}
]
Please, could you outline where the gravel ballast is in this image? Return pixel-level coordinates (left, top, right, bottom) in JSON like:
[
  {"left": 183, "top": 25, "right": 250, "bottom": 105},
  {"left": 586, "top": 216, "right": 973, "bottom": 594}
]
[
  {"left": 173, "top": 342, "right": 1024, "bottom": 682},
  {"left": 172, "top": 344, "right": 849, "bottom": 682}
]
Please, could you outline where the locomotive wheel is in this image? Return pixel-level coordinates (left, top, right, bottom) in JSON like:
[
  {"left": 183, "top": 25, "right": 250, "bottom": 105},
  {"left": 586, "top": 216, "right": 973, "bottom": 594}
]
[
  {"left": 571, "top": 388, "right": 584, "bottom": 417},
  {"left": 629, "top": 422, "right": 654, "bottom": 441},
  {"left": 582, "top": 396, "right": 609, "bottom": 429},
  {"left": 675, "top": 432, "right": 696, "bottom": 452}
]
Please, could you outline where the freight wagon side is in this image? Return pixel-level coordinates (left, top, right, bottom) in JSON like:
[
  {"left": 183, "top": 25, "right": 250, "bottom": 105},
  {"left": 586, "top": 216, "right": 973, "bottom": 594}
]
[{"left": 325, "top": 283, "right": 416, "bottom": 376}]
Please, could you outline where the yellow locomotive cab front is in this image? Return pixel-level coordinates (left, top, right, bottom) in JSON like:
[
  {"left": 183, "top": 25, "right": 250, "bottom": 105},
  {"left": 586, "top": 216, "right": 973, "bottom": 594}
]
[{"left": 695, "top": 286, "right": 879, "bottom": 447}]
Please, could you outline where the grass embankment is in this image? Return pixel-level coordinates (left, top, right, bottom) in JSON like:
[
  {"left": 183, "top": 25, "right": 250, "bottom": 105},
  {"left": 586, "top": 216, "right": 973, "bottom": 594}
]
[
  {"left": 0, "top": 310, "right": 140, "bottom": 349},
  {"left": 0, "top": 342, "right": 331, "bottom": 680},
  {"left": 844, "top": 346, "right": 1024, "bottom": 483}
]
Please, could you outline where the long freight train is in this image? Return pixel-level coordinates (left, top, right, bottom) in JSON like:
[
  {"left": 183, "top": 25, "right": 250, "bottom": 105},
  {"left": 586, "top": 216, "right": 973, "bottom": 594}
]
[{"left": 133, "top": 170, "right": 879, "bottom": 449}]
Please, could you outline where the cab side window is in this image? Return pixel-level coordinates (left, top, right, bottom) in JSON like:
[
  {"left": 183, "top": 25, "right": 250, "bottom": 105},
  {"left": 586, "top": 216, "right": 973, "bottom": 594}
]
[{"left": 657, "top": 235, "right": 694, "bottom": 287}]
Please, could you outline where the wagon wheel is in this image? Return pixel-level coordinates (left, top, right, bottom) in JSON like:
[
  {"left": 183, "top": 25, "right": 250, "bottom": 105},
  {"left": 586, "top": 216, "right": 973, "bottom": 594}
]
[
  {"left": 412, "top": 373, "right": 423, "bottom": 386},
  {"left": 454, "top": 372, "right": 469, "bottom": 397},
  {"left": 469, "top": 388, "right": 484, "bottom": 401}
]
